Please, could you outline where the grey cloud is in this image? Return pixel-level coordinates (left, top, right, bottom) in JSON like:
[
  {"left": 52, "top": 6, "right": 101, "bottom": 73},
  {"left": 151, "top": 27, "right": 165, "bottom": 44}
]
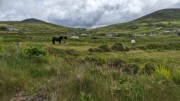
[{"left": 0, "top": 0, "right": 180, "bottom": 28}]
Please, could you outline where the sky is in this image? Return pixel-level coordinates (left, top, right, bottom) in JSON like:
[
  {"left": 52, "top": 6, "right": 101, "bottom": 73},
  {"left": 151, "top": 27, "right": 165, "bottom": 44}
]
[{"left": 0, "top": 0, "right": 180, "bottom": 28}]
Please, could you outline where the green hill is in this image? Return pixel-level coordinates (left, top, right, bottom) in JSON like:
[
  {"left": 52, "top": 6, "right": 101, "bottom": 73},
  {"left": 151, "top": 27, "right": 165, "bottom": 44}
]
[
  {"left": 0, "top": 18, "right": 81, "bottom": 34},
  {"left": 90, "top": 8, "right": 180, "bottom": 35},
  {"left": 138, "top": 9, "right": 180, "bottom": 21}
]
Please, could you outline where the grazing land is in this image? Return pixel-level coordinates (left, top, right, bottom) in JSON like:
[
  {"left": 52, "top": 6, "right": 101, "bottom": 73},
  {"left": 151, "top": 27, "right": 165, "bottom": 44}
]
[{"left": 0, "top": 33, "right": 180, "bottom": 101}]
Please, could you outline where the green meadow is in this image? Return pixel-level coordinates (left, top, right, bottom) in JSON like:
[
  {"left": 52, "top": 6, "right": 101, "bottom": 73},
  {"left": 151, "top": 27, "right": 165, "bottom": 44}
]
[{"left": 0, "top": 33, "right": 179, "bottom": 101}]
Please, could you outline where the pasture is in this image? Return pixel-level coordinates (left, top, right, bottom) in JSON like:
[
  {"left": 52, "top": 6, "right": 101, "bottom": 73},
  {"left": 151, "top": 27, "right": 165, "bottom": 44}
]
[{"left": 0, "top": 33, "right": 180, "bottom": 101}]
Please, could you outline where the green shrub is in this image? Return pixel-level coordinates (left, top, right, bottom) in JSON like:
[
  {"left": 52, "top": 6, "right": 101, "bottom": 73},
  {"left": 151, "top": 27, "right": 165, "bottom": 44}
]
[
  {"left": 142, "top": 63, "right": 155, "bottom": 75},
  {"left": 154, "top": 66, "right": 171, "bottom": 80},
  {"left": 24, "top": 47, "right": 47, "bottom": 57},
  {"left": 91, "top": 36, "right": 99, "bottom": 39},
  {"left": 123, "top": 64, "right": 139, "bottom": 74},
  {"left": 111, "top": 42, "right": 129, "bottom": 52},
  {"left": 88, "top": 48, "right": 102, "bottom": 52},
  {"left": 98, "top": 45, "right": 111, "bottom": 52},
  {"left": 107, "top": 58, "right": 126, "bottom": 69},
  {"left": 111, "top": 43, "right": 124, "bottom": 51},
  {"left": 24, "top": 47, "right": 48, "bottom": 63},
  {"left": 168, "top": 43, "right": 180, "bottom": 50}
]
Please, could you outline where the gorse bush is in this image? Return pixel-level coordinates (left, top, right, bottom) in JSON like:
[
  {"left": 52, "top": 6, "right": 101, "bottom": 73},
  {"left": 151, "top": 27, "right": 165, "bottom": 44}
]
[
  {"left": 98, "top": 45, "right": 111, "bottom": 52},
  {"left": 91, "top": 36, "right": 99, "bottom": 39},
  {"left": 88, "top": 48, "right": 102, "bottom": 52},
  {"left": 111, "top": 42, "right": 124, "bottom": 51},
  {"left": 142, "top": 63, "right": 155, "bottom": 75},
  {"left": 111, "top": 42, "right": 129, "bottom": 52},
  {"left": 123, "top": 64, "right": 139, "bottom": 74},
  {"left": 24, "top": 47, "right": 47, "bottom": 57},
  {"left": 154, "top": 66, "right": 171, "bottom": 80},
  {"left": 24, "top": 47, "right": 48, "bottom": 63}
]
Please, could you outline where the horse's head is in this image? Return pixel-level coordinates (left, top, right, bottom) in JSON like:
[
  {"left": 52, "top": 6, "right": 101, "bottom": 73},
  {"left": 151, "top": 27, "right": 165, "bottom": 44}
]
[{"left": 63, "top": 36, "right": 68, "bottom": 40}]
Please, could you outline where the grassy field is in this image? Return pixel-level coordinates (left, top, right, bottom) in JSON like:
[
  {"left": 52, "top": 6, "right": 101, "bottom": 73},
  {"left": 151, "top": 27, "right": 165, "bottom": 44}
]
[{"left": 0, "top": 33, "right": 179, "bottom": 101}]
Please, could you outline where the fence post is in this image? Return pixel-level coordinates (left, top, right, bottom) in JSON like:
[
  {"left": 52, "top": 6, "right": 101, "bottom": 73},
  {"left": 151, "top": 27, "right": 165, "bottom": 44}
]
[{"left": 16, "top": 41, "right": 20, "bottom": 57}]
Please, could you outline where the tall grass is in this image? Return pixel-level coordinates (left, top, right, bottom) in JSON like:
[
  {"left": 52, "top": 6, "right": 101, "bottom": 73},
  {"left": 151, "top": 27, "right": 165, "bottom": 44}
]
[{"left": 0, "top": 34, "right": 179, "bottom": 100}]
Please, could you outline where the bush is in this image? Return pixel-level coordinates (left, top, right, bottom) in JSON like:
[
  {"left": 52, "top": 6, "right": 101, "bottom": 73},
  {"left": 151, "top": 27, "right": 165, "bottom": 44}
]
[
  {"left": 88, "top": 48, "right": 103, "bottom": 52},
  {"left": 98, "top": 45, "right": 111, "bottom": 52},
  {"left": 123, "top": 64, "right": 139, "bottom": 74},
  {"left": 107, "top": 58, "right": 126, "bottom": 69},
  {"left": 24, "top": 47, "right": 47, "bottom": 57},
  {"left": 111, "top": 42, "right": 129, "bottom": 52},
  {"left": 111, "top": 43, "right": 124, "bottom": 51},
  {"left": 142, "top": 63, "right": 155, "bottom": 75},
  {"left": 91, "top": 36, "right": 99, "bottom": 39},
  {"left": 168, "top": 43, "right": 180, "bottom": 50},
  {"left": 154, "top": 66, "right": 171, "bottom": 80},
  {"left": 24, "top": 47, "right": 48, "bottom": 63}
]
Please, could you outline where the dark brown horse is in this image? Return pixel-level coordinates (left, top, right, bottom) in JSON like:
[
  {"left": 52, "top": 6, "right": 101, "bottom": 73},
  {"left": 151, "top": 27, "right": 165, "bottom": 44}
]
[{"left": 52, "top": 36, "right": 68, "bottom": 44}]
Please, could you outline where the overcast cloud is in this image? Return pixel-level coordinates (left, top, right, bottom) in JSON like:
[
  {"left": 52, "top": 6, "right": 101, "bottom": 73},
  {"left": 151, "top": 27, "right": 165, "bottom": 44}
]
[{"left": 0, "top": 0, "right": 180, "bottom": 28}]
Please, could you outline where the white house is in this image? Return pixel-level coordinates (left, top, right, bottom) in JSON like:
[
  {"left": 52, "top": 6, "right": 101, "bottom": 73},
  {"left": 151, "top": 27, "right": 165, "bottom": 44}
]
[
  {"left": 6, "top": 26, "right": 19, "bottom": 31},
  {"left": 70, "top": 36, "right": 80, "bottom": 39},
  {"left": 81, "top": 33, "right": 88, "bottom": 36},
  {"left": 106, "top": 34, "right": 113, "bottom": 37}
]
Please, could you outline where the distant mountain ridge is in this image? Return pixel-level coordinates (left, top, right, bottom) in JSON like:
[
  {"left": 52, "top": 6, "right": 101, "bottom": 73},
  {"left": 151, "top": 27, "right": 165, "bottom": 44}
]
[
  {"left": 22, "top": 18, "right": 47, "bottom": 23},
  {"left": 136, "top": 8, "right": 180, "bottom": 21},
  {"left": 0, "top": 18, "right": 81, "bottom": 33}
]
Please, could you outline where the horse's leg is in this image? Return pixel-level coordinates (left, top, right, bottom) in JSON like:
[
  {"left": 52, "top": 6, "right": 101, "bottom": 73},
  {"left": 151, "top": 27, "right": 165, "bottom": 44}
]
[
  {"left": 59, "top": 40, "right": 61, "bottom": 44},
  {"left": 52, "top": 39, "right": 55, "bottom": 44}
]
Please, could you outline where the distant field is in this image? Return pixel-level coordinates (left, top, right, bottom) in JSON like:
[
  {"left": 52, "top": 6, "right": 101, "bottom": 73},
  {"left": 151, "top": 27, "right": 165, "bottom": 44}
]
[{"left": 0, "top": 33, "right": 180, "bottom": 100}]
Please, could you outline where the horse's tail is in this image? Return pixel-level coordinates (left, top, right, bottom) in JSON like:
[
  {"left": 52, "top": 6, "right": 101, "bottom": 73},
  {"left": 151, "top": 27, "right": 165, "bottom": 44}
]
[{"left": 52, "top": 38, "right": 55, "bottom": 44}]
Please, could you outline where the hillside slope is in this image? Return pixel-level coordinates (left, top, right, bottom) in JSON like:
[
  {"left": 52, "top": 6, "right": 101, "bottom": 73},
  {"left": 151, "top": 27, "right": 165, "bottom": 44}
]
[
  {"left": 0, "top": 18, "right": 80, "bottom": 34},
  {"left": 90, "top": 8, "right": 180, "bottom": 35}
]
